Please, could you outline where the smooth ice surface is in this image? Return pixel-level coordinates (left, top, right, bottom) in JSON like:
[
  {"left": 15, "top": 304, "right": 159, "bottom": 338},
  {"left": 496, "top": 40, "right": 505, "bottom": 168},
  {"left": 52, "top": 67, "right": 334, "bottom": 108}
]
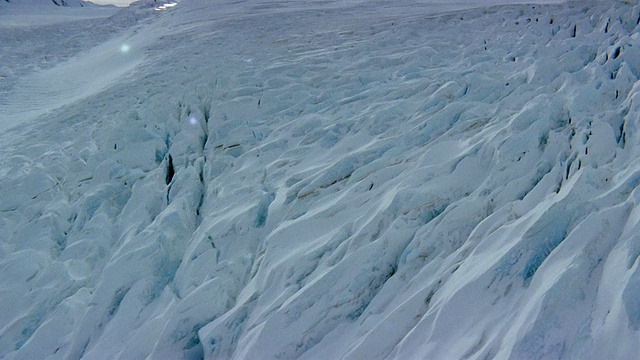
[{"left": 1, "top": 0, "right": 640, "bottom": 359}]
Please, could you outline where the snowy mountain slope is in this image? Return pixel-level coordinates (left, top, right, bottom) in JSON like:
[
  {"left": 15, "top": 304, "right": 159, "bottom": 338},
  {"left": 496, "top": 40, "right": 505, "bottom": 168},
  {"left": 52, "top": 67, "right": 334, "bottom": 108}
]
[
  {"left": 0, "top": 0, "right": 92, "bottom": 7},
  {"left": 0, "top": 0, "right": 110, "bottom": 27},
  {"left": 0, "top": 1, "right": 153, "bottom": 131},
  {"left": 1, "top": 0, "right": 640, "bottom": 359}
]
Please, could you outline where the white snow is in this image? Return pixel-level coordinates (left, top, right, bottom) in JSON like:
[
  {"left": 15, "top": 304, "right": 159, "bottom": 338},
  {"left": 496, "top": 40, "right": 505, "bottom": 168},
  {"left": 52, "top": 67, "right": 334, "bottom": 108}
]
[
  {"left": 0, "top": 33, "right": 145, "bottom": 131},
  {"left": 1, "top": 0, "right": 640, "bottom": 359}
]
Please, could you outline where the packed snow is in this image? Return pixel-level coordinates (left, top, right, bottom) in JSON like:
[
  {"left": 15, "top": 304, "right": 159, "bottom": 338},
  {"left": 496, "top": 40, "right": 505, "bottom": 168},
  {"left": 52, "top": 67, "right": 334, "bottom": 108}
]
[{"left": 1, "top": 0, "right": 640, "bottom": 359}]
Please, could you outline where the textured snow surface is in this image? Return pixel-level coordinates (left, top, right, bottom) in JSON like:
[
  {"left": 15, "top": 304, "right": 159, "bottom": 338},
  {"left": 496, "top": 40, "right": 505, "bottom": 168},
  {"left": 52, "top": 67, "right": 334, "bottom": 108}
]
[{"left": 1, "top": 0, "right": 640, "bottom": 359}]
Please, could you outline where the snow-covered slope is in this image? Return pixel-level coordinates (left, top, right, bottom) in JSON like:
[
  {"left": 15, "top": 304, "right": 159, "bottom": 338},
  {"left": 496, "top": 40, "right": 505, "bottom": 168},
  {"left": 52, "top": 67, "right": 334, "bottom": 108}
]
[
  {"left": 0, "top": 0, "right": 109, "bottom": 22},
  {"left": 1, "top": 0, "right": 640, "bottom": 359}
]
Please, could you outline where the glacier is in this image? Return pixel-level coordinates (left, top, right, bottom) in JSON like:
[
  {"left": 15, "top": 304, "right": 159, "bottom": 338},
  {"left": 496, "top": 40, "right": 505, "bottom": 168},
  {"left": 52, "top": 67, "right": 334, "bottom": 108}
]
[{"left": 1, "top": 0, "right": 640, "bottom": 359}]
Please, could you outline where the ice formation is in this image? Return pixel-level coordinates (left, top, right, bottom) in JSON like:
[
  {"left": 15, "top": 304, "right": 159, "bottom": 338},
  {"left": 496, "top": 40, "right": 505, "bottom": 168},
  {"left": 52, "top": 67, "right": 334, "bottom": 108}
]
[{"left": 1, "top": 0, "right": 639, "bottom": 359}]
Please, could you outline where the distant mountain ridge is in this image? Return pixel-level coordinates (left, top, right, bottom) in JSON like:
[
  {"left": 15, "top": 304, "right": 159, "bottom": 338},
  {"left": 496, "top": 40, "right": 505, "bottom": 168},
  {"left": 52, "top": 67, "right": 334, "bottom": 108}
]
[{"left": 0, "top": 0, "right": 99, "bottom": 7}]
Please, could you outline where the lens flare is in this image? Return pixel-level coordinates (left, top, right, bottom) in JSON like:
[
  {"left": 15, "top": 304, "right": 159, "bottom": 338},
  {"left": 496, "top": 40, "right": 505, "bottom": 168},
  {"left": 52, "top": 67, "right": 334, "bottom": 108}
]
[
  {"left": 120, "top": 44, "right": 130, "bottom": 53},
  {"left": 189, "top": 116, "right": 199, "bottom": 126}
]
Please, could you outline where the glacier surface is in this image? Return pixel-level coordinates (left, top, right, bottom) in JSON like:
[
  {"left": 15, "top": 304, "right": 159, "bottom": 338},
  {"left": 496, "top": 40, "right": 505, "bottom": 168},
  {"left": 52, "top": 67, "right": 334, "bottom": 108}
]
[{"left": 1, "top": 0, "right": 640, "bottom": 359}]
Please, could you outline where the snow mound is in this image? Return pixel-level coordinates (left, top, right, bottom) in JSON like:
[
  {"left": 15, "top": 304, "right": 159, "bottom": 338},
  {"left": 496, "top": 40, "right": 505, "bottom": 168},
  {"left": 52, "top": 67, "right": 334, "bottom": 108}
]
[{"left": 1, "top": 0, "right": 640, "bottom": 359}]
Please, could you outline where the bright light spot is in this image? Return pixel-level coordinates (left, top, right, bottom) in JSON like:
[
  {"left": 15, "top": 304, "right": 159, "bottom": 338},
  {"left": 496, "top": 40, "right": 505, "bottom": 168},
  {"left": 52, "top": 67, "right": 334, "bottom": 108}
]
[
  {"left": 189, "top": 116, "right": 199, "bottom": 126},
  {"left": 120, "top": 44, "right": 130, "bottom": 53},
  {"left": 155, "top": 2, "right": 178, "bottom": 11}
]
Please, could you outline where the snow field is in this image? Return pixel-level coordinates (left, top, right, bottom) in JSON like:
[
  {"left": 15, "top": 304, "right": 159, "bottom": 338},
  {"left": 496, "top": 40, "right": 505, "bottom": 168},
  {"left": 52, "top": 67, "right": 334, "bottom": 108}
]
[{"left": 1, "top": 0, "right": 640, "bottom": 359}]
